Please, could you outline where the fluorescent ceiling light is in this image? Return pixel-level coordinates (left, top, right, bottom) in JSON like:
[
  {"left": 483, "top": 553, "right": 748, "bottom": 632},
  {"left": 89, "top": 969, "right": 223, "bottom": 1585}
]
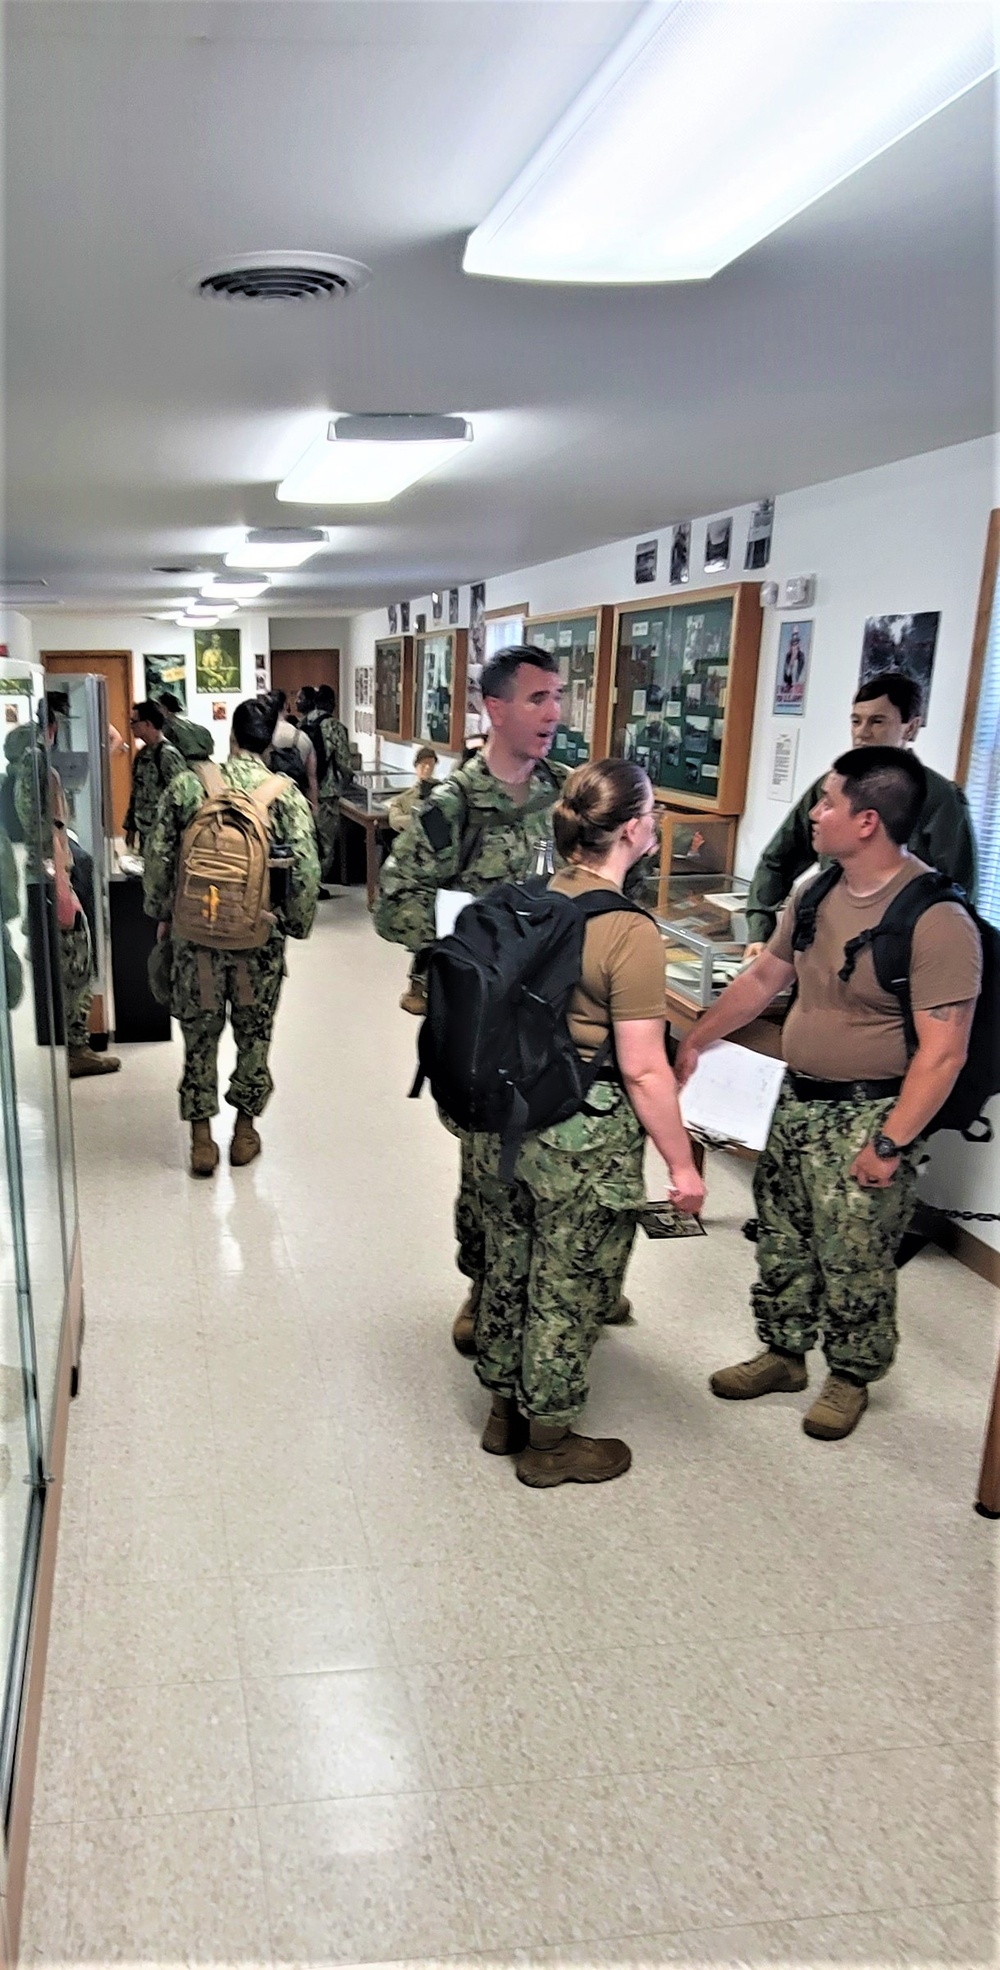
[
  {"left": 463, "top": 0, "right": 997, "bottom": 283},
  {"left": 201, "top": 576, "right": 270, "bottom": 599},
  {"left": 178, "top": 612, "right": 219, "bottom": 626},
  {"left": 276, "top": 414, "right": 473, "bottom": 505},
  {"left": 182, "top": 603, "right": 225, "bottom": 617},
  {"left": 225, "top": 528, "right": 328, "bottom": 570}
]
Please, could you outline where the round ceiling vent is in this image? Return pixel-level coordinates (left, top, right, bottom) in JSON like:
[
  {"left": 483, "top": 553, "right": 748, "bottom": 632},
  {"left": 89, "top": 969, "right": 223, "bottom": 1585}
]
[{"left": 188, "top": 251, "right": 371, "bottom": 303}]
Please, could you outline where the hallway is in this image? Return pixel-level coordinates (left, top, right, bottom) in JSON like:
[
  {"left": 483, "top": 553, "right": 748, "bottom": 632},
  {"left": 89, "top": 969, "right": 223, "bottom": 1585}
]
[{"left": 20, "top": 893, "right": 998, "bottom": 1966}]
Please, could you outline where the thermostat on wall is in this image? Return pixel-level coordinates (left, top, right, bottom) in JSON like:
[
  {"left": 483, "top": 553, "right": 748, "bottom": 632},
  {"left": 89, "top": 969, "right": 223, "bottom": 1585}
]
[{"left": 782, "top": 575, "right": 816, "bottom": 608}]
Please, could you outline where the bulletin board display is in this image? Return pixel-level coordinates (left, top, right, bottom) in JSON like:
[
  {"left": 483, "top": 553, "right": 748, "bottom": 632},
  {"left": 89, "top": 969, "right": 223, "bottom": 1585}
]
[
  {"left": 412, "top": 629, "right": 469, "bottom": 754},
  {"left": 610, "top": 583, "right": 762, "bottom": 813},
  {"left": 374, "top": 636, "right": 414, "bottom": 742},
  {"left": 524, "top": 606, "right": 615, "bottom": 769}
]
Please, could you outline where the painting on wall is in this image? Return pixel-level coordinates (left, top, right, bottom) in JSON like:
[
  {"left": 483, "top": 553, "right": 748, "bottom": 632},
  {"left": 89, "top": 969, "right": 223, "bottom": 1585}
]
[
  {"left": 143, "top": 653, "right": 187, "bottom": 707},
  {"left": 194, "top": 627, "right": 241, "bottom": 694},
  {"left": 858, "top": 612, "right": 940, "bottom": 723},
  {"left": 773, "top": 620, "right": 813, "bottom": 715}
]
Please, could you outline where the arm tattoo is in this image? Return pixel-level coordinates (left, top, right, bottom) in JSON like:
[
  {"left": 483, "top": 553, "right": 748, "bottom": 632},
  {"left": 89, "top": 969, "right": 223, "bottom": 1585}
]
[{"left": 926, "top": 1001, "right": 974, "bottom": 1023}]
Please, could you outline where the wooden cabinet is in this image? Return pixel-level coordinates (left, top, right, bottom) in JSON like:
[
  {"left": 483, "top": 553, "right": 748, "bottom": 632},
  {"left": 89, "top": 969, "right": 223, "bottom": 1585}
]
[
  {"left": 610, "top": 583, "right": 762, "bottom": 812},
  {"left": 374, "top": 636, "right": 414, "bottom": 741},
  {"left": 524, "top": 607, "right": 615, "bottom": 767},
  {"left": 412, "top": 628, "right": 468, "bottom": 754}
]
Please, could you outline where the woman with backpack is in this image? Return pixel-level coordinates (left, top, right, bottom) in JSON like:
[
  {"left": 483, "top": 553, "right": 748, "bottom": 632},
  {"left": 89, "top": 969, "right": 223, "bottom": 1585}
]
[{"left": 471, "top": 758, "right": 705, "bottom": 1487}]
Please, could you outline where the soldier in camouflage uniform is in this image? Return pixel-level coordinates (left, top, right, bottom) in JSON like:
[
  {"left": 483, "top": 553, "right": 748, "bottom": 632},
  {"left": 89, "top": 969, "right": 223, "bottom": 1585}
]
[
  {"left": 143, "top": 697, "right": 319, "bottom": 1176},
  {"left": 374, "top": 644, "right": 569, "bottom": 1350},
  {"left": 157, "top": 692, "right": 215, "bottom": 764},
  {"left": 471, "top": 759, "right": 704, "bottom": 1486},
  {"left": 14, "top": 696, "right": 121, "bottom": 1078},
  {"left": 124, "top": 702, "right": 185, "bottom": 855},
  {"left": 305, "top": 686, "right": 353, "bottom": 886},
  {"left": 677, "top": 746, "right": 981, "bottom": 1442}
]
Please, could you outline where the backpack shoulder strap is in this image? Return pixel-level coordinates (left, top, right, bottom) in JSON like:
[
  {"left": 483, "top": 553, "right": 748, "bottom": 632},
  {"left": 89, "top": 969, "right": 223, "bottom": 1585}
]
[
  {"left": 195, "top": 762, "right": 225, "bottom": 799},
  {"left": 854, "top": 869, "right": 967, "bottom": 1055},
  {"left": 248, "top": 772, "right": 288, "bottom": 816},
  {"left": 790, "top": 862, "right": 843, "bottom": 953},
  {"left": 573, "top": 889, "right": 652, "bottom": 925}
]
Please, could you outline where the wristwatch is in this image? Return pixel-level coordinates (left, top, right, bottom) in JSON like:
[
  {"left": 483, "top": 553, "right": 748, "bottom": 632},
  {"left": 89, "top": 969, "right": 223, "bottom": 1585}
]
[{"left": 873, "top": 1129, "right": 907, "bottom": 1160}]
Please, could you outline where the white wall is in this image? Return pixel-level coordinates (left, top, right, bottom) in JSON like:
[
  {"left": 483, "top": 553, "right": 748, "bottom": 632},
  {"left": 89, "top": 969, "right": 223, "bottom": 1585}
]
[
  {"left": 268, "top": 616, "right": 351, "bottom": 652},
  {"left": 346, "top": 432, "right": 999, "bottom": 1251},
  {"left": 23, "top": 613, "right": 270, "bottom": 756},
  {"left": 0, "top": 610, "right": 35, "bottom": 668}
]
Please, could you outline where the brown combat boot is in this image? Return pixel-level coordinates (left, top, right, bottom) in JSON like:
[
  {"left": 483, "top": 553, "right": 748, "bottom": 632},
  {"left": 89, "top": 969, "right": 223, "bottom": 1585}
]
[
  {"left": 452, "top": 1282, "right": 482, "bottom": 1356},
  {"left": 710, "top": 1348, "right": 807, "bottom": 1400},
  {"left": 399, "top": 979, "right": 427, "bottom": 1017},
  {"left": 481, "top": 1395, "right": 529, "bottom": 1456},
  {"left": 516, "top": 1420, "right": 632, "bottom": 1488},
  {"left": 190, "top": 1120, "right": 219, "bottom": 1178},
  {"left": 601, "top": 1295, "right": 633, "bottom": 1325},
  {"left": 803, "top": 1374, "right": 868, "bottom": 1441},
  {"left": 68, "top": 1046, "right": 121, "bottom": 1079},
  {"left": 230, "top": 1112, "right": 261, "bottom": 1167}
]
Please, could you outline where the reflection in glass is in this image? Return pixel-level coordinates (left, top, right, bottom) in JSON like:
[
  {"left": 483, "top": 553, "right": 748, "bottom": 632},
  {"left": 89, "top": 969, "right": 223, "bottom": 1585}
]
[
  {"left": 528, "top": 616, "right": 598, "bottom": 768},
  {"left": 613, "top": 595, "right": 734, "bottom": 799},
  {"left": 414, "top": 634, "right": 454, "bottom": 747}
]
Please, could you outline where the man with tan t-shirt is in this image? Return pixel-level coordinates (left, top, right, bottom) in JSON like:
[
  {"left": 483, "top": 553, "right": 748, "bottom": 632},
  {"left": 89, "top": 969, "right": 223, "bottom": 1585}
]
[{"left": 676, "top": 747, "right": 981, "bottom": 1442}]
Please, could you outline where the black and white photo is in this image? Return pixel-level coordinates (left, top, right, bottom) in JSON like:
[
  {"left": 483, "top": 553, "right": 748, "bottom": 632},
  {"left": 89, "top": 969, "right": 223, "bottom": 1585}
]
[
  {"left": 669, "top": 521, "right": 691, "bottom": 585},
  {"left": 634, "top": 538, "right": 658, "bottom": 585},
  {"left": 704, "top": 516, "right": 732, "bottom": 573},
  {"left": 858, "top": 612, "right": 940, "bottom": 723},
  {"left": 745, "top": 497, "right": 775, "bottom": 570}
]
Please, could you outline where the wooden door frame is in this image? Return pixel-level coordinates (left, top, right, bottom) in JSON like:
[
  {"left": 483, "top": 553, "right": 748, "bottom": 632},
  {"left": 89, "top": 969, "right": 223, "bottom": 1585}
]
[{"left": 956, "top": 510, "right": 999, "bottom": 786}]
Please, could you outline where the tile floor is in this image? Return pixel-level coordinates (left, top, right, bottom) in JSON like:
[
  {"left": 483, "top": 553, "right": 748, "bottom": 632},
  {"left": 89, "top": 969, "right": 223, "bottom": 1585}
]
[{"left": 18, "top": 889, "right": 999, "bottom": 1968}]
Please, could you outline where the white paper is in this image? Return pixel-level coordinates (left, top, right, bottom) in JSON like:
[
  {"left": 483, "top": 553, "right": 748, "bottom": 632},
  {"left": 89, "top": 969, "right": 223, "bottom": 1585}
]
[
  {"left": 768, "top": 727, "right": 799, "bottom": 801},
  {"left": 631, "top": 688, "right": 647, "bottom": 716},
  {"left": 435, "top": 888, "right": 475, "bottom": 939},
  {"left": 680, "top": 1041, "right": 786, "bottom": 1152}
]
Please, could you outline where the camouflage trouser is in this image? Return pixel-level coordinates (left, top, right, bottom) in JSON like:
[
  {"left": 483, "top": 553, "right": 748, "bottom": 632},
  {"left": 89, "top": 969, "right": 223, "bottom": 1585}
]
[
  {"left": 752, "top": 1085, "right": 919, "bottom": 1385},
  {"left": 60, "top": 914, "right": 94, "bottom": 1049},
  {"left": 456, "top": 1129, "right": 486, "bottom": 1284},
  {"left": 470, "top": 1088, "right": 644, "bottom": 1424},
  {"left": 170, "top": 936, "right": 287, "bottom": 1122},
  {"left": 316, "top": 800, "right": 340, "bottom": 883}
]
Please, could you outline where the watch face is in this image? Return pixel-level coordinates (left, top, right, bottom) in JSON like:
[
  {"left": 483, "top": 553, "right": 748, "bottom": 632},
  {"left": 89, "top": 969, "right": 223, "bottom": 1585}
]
[{"left": 874, "top": 1132, "right": 898, "bottom": 1160}]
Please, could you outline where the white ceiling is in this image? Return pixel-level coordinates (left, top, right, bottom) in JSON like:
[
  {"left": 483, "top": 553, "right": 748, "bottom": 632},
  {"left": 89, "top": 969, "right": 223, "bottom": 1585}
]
[{"left": 4, "top": 1, "right": 995, "bottom": 617}]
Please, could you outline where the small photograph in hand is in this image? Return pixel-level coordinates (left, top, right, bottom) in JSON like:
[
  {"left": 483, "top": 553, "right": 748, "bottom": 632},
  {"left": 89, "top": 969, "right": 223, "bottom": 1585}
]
[{"left": 638, "top": 1200, "right": 706, "bottom": 1239}]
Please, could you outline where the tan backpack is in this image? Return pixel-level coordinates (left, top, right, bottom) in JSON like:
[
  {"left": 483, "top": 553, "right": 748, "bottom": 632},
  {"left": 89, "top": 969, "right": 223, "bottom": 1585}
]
[{"left": 172, "top": 764, "right": 287, "bottom": 950}]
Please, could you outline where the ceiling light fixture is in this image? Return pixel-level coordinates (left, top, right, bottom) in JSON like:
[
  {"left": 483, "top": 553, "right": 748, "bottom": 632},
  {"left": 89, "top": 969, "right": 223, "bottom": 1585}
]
[
  {"left": 463, "top": 0, "right": 996, "bottom": 283},
  {"left": 200, "top": 576, "right": 270, "bottom": 600},
  {"left": 276, "top": 414, "right": 473, "bottom": 505},
  {"left": 178, "top": 614, "right": 220, "bottom": 628},
  {"left": 224, "top": 528, "right": 328, "bottom": 570}
]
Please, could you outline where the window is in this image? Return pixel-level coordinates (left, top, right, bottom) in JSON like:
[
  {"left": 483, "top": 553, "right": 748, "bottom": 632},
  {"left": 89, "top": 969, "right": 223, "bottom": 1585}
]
[{"left": 960, "top": 513, "right": 1000, "bottom": 929}]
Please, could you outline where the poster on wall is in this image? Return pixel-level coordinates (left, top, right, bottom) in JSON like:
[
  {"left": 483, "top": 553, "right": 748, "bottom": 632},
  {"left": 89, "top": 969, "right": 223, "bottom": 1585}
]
[
  {"left": 768, "top": 726, "right": 799, "bottom": 801},
  {"left": 143, "top": 653, "right": 187, "bottom": 707},
  {"left": 400, "top": 602, "right": 410, "bottom": 632},
  {"left": 431, "top": 591, "right": 443, "bottom": 622},
  {"left": 773, "top": 620, "right": 812, "bottom": 715},
  {"left": 745, "top": 497, "right": 775, "bottom": 570},
  {"left": 634, "top": 538, "right": 658, "bottom": 585},
  {"left": 704, "top": 517, "right": 732, "bottom": 573},
  {"left": 194, "top": 627, "right": 241, "bottom": 693},
  {"left": 857, "top": 612, "right": 940, "bottom": 722},
  {"left": 387, "top": 604, "right": 398, "bottom": 634},
  {"left": 448, "top": 587, "right": 460, "bottom": 626},
  {"left": 669, "top": 522, "right": 691, "bottom": 585}
]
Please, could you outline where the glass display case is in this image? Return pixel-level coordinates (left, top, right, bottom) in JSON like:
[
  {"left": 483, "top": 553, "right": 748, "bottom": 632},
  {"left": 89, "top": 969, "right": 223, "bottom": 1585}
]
[
  {"left": 610, "top": 584, "right": 762, "bottom": 812},
  {"left": 524, "top": 608, "right": 614, "bottom": 769},
  {"left": 342, "top": 768, "right": 415, "bottom": 815},
  {"left": 0, "top": 658, "right": 84, "bottom": 1957},
  {"left": 374, "top": 636, "right": 414, "bottom": 742},
  {"left": 636, "top": 871, "right": 751, "bottom": 1009},
  {"left": 413, "top": 630, "right": 468, "bottom": 754},
  {"left": 49, "top": 674, "right": 117, "bottom": 1045}
]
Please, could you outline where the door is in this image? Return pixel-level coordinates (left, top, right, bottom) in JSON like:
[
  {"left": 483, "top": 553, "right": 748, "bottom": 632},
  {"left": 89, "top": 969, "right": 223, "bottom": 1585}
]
[
  {"left": 42, "top": 652, "right": 133, "bottom": 837},
  {"left": 270, "top": 649, "right": 341, "bottom": 714}
]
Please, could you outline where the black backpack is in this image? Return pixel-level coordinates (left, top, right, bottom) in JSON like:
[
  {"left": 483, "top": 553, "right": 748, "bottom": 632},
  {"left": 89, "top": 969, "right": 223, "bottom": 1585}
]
[
  {"left": 266, "top": 735, "right": 310, "bottom": 796},
  {"left": 0, "top": 771, "right": 23, "bottom": 844},
  {"left": 304, "top": 716, "right": 328, "bottom": 788},
  {"left": 410, "top": 879, "right": 649, "bottom": 1178},
  {"left": 792, "top": 864, "right": 999, "bottom": 1142}
]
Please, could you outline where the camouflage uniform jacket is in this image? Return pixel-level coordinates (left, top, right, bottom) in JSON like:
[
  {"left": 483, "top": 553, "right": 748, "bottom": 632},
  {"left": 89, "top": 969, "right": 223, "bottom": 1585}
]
[
  {"left": 164, "top": 712, "right": 214, "bottom": 763},
  {"left": 124, "top": 740, "right": 185, "bottom": 846},
  {"left": 315, "top": 716, "right": 353, "bottom": 801},
  {"left": 142, "top": 754, "right": 320, "bottom": 942},
  {"left": 374, "top": 752, "right": 569, "bottom": 954},
  {"left": 13, "top": 733, "right": 55, "bottom": 879}
]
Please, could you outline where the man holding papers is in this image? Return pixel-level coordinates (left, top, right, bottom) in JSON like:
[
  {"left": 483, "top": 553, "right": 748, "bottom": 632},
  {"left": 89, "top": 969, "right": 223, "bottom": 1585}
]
[{"left": 676, "top": 747, "right": 980, "bottom": 1442}]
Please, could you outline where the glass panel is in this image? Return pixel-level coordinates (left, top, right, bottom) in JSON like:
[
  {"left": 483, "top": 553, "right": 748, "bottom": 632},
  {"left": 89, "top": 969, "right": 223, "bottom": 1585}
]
[
  {"left": 530, "top": 616, "right": 598, "bottom": 767},
  {"left": 375, "top": 640, "right": 404, "bottom": 737},
  {"left": 414, "top": 634, "right": 454, "bottom": 746},
  {"left": 0, "top": 971, "right": 40, "bottom": 1776},
  {"left": 613, "top": 595, "right": 734, "bottom": 799}
]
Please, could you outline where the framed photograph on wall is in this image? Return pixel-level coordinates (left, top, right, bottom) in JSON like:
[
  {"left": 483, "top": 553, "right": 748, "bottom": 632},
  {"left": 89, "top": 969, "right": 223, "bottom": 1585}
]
[
  {"left": 143, "top": 653, "right": 188, "bottom": 707},
  {"left": 669, "top": 522, "right": 691, "bottom": 585},
  {"left": 858, "top": 612, "right": 940, "bottom": 723},
  {"left": 773, "top": 620, "right": 812, "bottom": 715},
  {"left": 194, "top": 627, "right": 241, "bottom": 693},
  {"left": 704, "top": 517, "right": 733, "bottom": 573}
]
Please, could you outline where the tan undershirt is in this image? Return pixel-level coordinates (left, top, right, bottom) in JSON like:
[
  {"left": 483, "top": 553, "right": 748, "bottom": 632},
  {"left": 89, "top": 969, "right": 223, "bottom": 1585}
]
[
  {"left": 550, "top": 865, "right": 667, "bottom": 1058},
  {"left": 770, "top": 856, "right": 982, "bottom": 1080}
]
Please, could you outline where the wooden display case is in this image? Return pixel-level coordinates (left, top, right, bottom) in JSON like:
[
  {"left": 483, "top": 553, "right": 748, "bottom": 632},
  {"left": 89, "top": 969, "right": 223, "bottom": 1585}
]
[
  {"left": 610, "top": 583, "right": 762, "bottom": 812},
  {"left": 374, "top": 635, "right": 414, "bottom": 742},
  {"left": 412, "top": 628, "right": 468, "bottom": 754},
  {"left": 651, "top": 807, "right": 739, "bottom": 917},
  {"left": 525, "top": 607, "right": 615, "bottom": 768}
]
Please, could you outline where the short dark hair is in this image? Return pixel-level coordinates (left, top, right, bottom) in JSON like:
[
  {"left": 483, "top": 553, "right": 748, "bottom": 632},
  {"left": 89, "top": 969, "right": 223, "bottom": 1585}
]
[
  {"left": 315, "top": 685, "right": 336, "bottom": 713},
  {"left": 158, "top": 690, "right": 183, "bottom": 715},
  {"left": 132, "top": 700, "right": 166, "bottom": 729},
  {"left": 481, "top": 643, "right": 561, "bottom": 703},
  {"left": 832, "top": 745, "right": 927, "bottom": 844},
  {"left": 256, "top": 689, "right": 282, "bottom": 739},
  {"left": 296, "top": 686, "right": 317, "bottom": 716},
  {"left": 414, "top": 745, "right": 438, "bottom": 768},
  {"left": 853, "top": 670, "right": 923, "bottom": 724},
  {"left": 232, "top": 698, "right": 277, "bottom": 755},
  {"left": 45, "top": 689, "right": 70, "bottom": 723}
]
